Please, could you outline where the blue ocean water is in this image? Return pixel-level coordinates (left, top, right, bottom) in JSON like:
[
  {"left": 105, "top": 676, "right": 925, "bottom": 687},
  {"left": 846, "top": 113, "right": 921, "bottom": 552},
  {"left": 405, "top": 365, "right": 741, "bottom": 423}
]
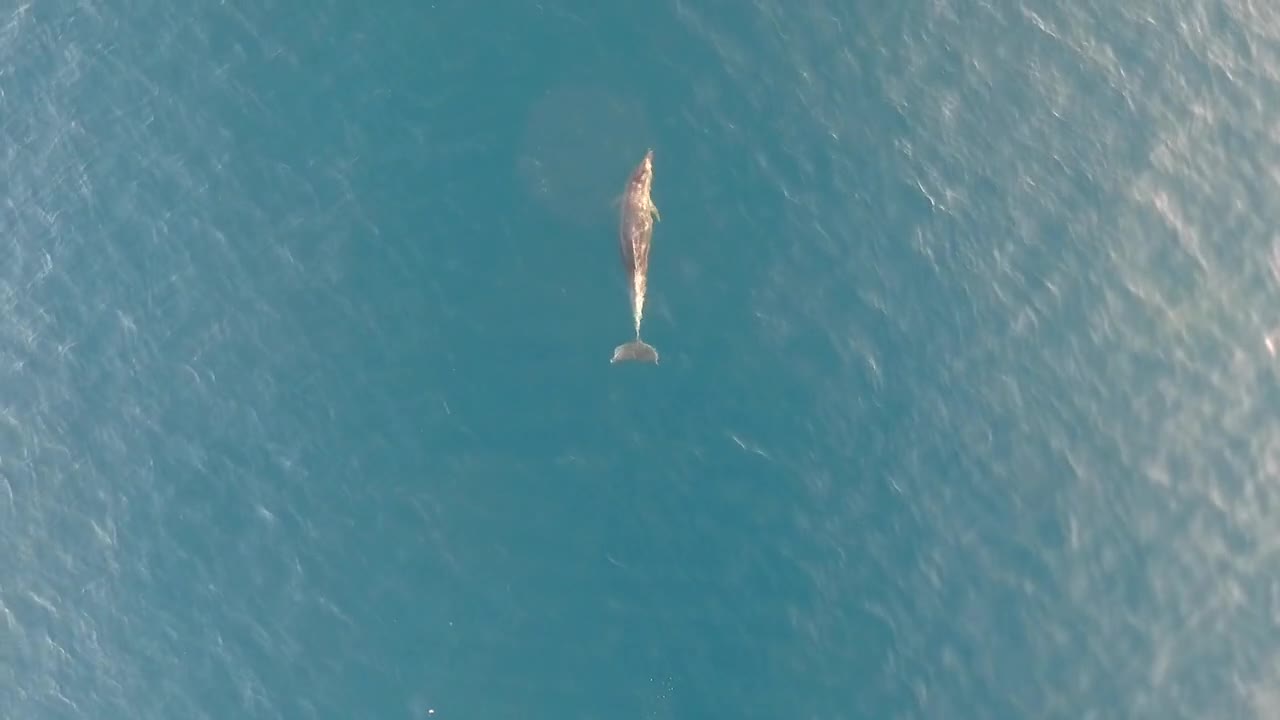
[{"left": 5, "top": 1, "right": 1280, "bottom": 718}]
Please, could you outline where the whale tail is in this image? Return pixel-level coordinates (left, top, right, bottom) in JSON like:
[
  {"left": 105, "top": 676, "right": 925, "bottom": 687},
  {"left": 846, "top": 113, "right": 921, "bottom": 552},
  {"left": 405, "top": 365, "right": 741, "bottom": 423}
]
[{"left": 611, "top": 339, "right": 659, "bottom": 364}]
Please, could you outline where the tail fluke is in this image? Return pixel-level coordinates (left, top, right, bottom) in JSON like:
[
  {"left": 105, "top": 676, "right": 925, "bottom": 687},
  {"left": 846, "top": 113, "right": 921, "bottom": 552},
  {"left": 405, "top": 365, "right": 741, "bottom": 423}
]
[{"left": 611, "top": 339, "right": 659, "bottom": 364}]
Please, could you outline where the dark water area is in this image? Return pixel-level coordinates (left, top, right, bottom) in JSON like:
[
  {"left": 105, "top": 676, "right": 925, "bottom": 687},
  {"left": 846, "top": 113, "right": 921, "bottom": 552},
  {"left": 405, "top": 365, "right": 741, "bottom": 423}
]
[{"left": 4, "top": 1, "right": 1280, "bottom": 718}]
